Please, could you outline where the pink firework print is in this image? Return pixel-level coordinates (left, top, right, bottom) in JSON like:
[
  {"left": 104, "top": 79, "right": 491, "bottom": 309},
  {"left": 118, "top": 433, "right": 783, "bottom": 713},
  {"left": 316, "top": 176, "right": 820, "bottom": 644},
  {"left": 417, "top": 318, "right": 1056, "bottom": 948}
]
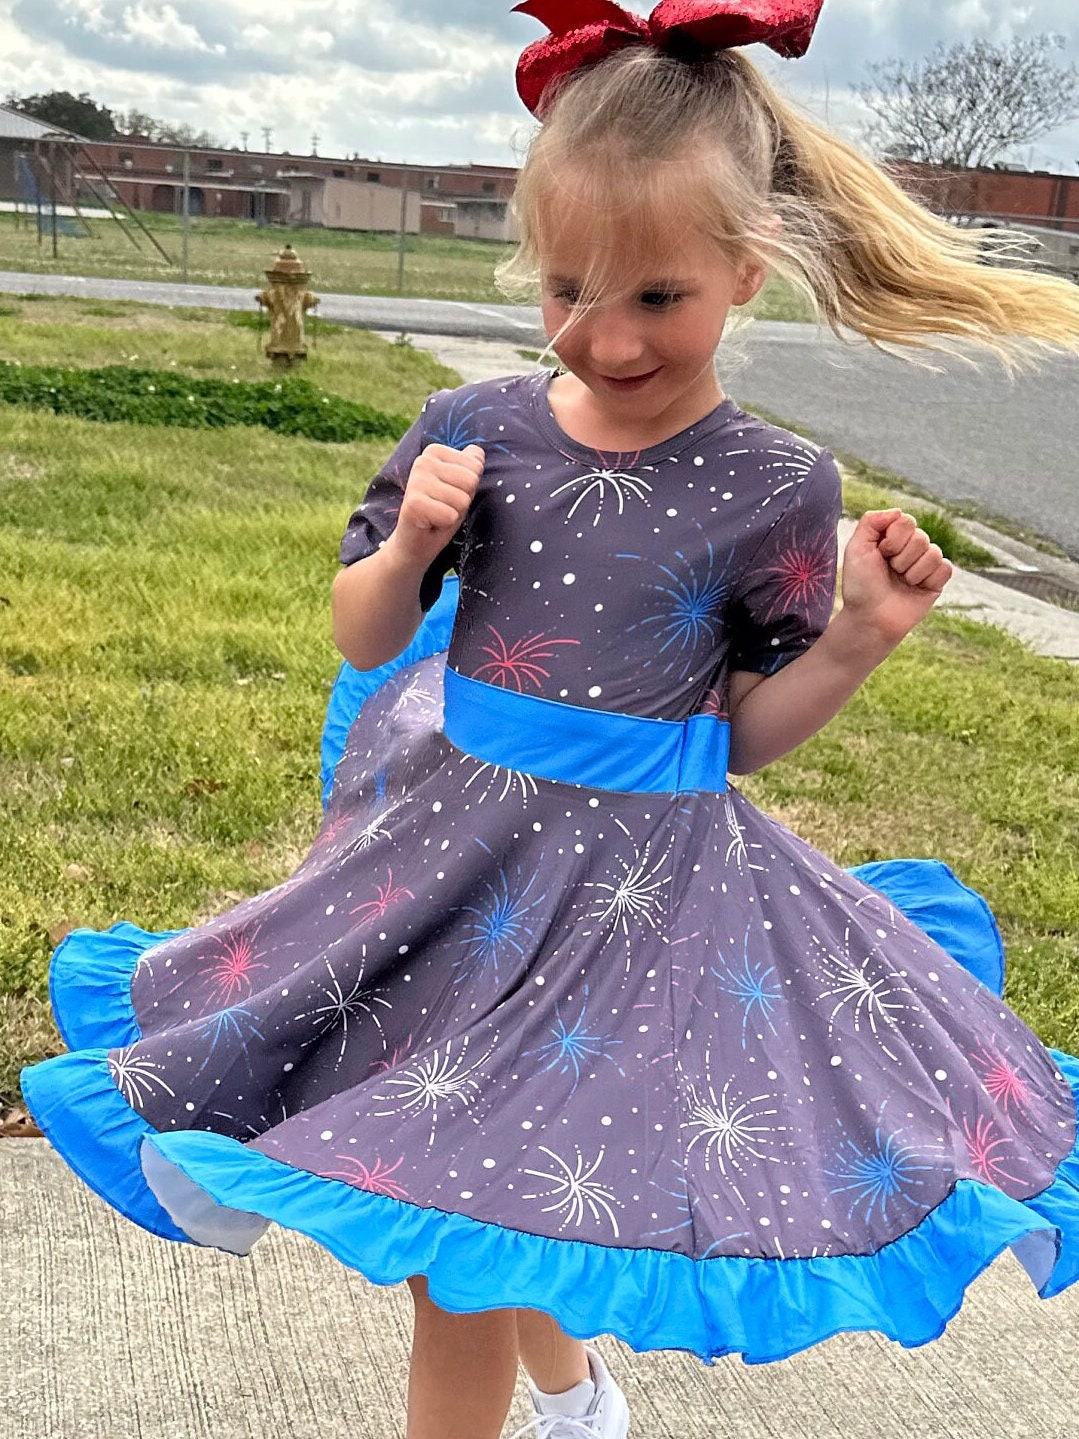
[
  {"left": 697, "top": 688, "right": 728, "bottom": 720},
  {"left": 324, "top": 1153, "right": 410, "bottom": 1200},
  {"left": 198, "top": 927, "right": 268, "bottom": 1009},
  {"left": 369, "top": 1037, "right": 415, "bottom": 1074},
  {"left": 471, "top": 626, "right": 581, "bottom": 692},
  {"left": 960, "top": 1111, "right": 1027, "bottom": 1189},
  {"left": 972, "top": 1045, "right": 1032, "bottom": 1112},
  {"left": 349, "top": 868, "right": 416, "bottom": 924},
  {"left": 756, "top": 524, "right": 836, "bottom": 624}
]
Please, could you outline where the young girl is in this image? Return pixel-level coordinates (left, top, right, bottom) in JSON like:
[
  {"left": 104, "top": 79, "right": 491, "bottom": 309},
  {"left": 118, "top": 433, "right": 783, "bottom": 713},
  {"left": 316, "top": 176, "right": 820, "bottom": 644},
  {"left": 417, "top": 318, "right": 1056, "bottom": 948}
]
[{"left": 22, "top": 3, "right": 1079, "bottom": 1437}]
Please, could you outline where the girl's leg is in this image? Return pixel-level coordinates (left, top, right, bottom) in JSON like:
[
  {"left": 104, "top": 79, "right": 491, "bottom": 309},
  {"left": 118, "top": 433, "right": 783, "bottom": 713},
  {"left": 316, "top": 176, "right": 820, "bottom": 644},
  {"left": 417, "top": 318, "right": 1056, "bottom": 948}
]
[
  {"left": 515, "top": 1307, "right": 591, "bottom": 1394},
  {"left": 405, "top": 1274, "right": 520, "bottom": 1439}
]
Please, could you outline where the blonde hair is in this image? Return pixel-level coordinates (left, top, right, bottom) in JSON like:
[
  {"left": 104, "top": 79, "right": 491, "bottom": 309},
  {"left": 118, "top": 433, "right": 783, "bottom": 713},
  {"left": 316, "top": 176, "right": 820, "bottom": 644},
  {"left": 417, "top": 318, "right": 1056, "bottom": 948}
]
[{"left": 498, "top": 46, "right": 1079, "bottom": 366}]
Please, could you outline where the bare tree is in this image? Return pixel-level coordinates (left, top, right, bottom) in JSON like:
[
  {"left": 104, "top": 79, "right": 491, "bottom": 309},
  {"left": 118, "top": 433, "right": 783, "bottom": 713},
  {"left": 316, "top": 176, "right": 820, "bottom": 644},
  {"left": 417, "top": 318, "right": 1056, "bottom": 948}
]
[{"left": 856, "top": 35, "right": 1079, "bottom": 170}]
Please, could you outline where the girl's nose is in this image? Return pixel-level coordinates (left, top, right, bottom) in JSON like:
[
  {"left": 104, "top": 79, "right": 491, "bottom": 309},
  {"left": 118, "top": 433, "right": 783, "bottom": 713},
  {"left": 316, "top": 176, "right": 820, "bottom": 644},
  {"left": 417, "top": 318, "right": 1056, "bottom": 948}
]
[{"left": 586, "top": 308, "right": 646, "bottom": 370}]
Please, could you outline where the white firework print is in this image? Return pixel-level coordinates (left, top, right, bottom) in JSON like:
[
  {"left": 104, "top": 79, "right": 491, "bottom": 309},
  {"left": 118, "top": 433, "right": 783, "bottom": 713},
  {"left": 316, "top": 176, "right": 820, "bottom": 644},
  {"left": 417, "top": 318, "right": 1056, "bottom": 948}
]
[
  {"left": 108, "top": 1046, "right": 177, "bottom": 1109},
  {"left": 757, "top": 443, "right": 821, "bottom": 508},
  {"left": 811, "top": 922, "right": 914, "bottom": 1065},
  {"left": 550, "top": 464, "right": 654, "bottom": 528},
  {"left": 294, "top": 954, "right": 392, "bottom": 1067},
  {"left": 393, "top": 673, "right": 439, "bottom": 715},
  {"left": 580, "top": 826, "right": 672, "bottom": 966},
  {"left": 680, "top": 1049, "right": 783, "bottom": 1193},
  {"left": 350, "top": 804, "right": 397, "bottom": 852},
  {"left": 462, "top": 760, "right": 539, "bottom": 807},
  {"left": 372, "top": 1032, "right": 497, "bottom": 1148},
  {"left": 521, "top": 1143, "right": 624, "bottom": 1237},
  {"left": 722, "top": 794, "right": 764, "bottom": 872}
]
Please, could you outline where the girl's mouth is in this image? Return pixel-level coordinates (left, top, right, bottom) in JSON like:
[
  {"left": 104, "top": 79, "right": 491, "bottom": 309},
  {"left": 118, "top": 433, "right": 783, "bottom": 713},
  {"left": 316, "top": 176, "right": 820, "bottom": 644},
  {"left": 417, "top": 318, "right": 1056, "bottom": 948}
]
[{"left": 599, "top": 367, "right": 661, "bottom": 391}]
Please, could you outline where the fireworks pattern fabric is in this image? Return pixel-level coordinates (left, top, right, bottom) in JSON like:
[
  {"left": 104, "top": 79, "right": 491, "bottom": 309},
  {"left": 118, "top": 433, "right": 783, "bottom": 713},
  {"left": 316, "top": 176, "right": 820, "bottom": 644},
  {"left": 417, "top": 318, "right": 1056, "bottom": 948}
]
[{"left": 22, "top": 374, "right": 1079, "bottom": 1363}]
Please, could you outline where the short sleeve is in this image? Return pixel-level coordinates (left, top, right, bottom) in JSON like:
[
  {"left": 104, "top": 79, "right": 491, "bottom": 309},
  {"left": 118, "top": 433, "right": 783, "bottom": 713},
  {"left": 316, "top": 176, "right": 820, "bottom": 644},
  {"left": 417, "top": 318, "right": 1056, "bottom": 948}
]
[
  {"left": 338, "top": 392, "right": 460, "bottom": 612},
  {"left": 727, "top": 452, "right": 842, "bottom": 676}
]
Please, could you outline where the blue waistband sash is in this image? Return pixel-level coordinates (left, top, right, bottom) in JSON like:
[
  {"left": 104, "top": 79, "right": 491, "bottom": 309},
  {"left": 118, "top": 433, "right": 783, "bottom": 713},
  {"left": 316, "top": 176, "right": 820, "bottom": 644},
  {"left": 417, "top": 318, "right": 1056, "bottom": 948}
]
[{"left": 442, "top": 667, "right": 729, "bottom": 795}]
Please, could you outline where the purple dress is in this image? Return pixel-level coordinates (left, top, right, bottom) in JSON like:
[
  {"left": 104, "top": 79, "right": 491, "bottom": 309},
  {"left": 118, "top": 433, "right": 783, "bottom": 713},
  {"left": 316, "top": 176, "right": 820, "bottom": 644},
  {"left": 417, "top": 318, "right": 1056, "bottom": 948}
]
[{"left": 22, "top": 374, "right": 1079, "bottom": 1363}]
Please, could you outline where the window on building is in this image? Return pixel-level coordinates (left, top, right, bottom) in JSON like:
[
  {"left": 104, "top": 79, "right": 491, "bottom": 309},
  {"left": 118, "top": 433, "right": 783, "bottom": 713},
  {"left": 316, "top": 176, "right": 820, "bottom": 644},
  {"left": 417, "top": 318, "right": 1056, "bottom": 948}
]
[
  {"left": 207, "top": 158, "right": 224, "bottom": 171},
  {"left": 119, "top": 151, "right": 134, "bottom": 167},
  {"left": 482, "top": 180, "right": 496, "bottom": 194},
  {"left": 367, "top": 170, "right": 381, "bottom": 183},
  {"left": 425, "top": 175, "right": 440, "bottom": 192},
  {"left": 333, "top": 168, "right": 347, "bottom": 178}
]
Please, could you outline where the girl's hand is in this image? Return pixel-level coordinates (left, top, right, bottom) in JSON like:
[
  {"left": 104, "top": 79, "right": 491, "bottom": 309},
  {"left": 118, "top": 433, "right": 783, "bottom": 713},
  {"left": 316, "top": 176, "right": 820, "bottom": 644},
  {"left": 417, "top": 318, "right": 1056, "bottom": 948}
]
[
  {"left": 388, "top": 443, "right": 485, "bottom": 570},
  {"left": 840, "top": 509, "right": 953, "bottom": 646}
]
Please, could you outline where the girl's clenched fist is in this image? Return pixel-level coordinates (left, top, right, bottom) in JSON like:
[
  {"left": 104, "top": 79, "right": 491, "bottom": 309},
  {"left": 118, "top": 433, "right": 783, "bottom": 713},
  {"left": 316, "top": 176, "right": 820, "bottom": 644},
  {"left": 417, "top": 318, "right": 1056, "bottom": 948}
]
[{"left": 388, "top": 443, "right": 485, "bottom": 570}]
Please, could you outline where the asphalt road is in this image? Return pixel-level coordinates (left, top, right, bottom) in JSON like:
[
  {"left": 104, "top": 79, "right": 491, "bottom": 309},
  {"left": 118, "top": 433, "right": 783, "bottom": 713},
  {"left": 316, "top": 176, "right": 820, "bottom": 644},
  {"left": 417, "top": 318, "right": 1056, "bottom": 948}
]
[
  {"left": 1, "top": 270, "right": 1075, "bottom": 557},
  {"left": 731, "top": 322, "right": 1079, "bottom": 560}
]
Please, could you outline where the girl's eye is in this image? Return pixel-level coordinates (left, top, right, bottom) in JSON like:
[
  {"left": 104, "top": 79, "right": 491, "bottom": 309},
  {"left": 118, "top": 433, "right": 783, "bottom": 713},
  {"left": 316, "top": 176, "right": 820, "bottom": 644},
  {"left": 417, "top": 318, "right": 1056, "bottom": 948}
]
[
  {"left": 639, "top": 290, "right": 682, "bottom": 309},
  {"left": 551, "top": 286, "right": 582, "bottom": 307}
]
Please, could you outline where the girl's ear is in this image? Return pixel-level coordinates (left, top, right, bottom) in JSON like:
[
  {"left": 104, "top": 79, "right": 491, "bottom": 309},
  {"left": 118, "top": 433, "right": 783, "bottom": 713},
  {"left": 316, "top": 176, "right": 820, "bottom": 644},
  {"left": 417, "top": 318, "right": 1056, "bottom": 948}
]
[{"left": 732, "top": 257, "right": 770, "bottom": 307}]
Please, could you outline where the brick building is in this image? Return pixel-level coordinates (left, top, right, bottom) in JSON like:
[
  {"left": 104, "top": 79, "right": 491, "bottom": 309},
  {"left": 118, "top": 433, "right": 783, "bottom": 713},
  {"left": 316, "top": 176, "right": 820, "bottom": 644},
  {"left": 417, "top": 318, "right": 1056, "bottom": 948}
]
[
  {"left": 0, "top": 102, "right": 81, "bottom": 206},
  {"left": 891, "top": 160, "right": 1079, "bottom": 233},
  {"left": 77, "top": 139, "right": 519, "bottom": 239}
]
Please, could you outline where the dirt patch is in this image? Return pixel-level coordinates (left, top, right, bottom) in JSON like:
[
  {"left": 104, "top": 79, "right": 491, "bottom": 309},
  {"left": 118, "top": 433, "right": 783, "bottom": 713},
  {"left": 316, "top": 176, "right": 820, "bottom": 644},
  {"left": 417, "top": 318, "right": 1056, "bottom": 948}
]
[
  {"left": 0, "top": 452, "right": 45, "bottom": 483},
  {"left": 0, "top": 1106, "right": 43, "bottom": 1138}
]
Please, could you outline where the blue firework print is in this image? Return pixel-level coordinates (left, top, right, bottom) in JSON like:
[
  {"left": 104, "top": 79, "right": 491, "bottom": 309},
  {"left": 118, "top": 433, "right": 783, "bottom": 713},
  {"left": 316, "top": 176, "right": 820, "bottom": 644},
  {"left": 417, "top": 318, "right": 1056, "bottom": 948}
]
[
  {"left": 452, "top": 852, "right": 548, "bottom": 983},
  {"left": 524, "top": 983, "right": 626, "bottom": 1097},
  {"left": 825, "top": 1121, "right": 941, "bottom": 1227},
  {"left": 193, "top": 1006, "right": 266, "bottom": 1077},
  {"left": 426, "top": 389, "right": 503, "bottom": 453},
  {"left": 712, "top": 923, "right": 782, "bottom": 1048},
  {"left": 617, "top": 535, "right": 735, "bottom": 682}
]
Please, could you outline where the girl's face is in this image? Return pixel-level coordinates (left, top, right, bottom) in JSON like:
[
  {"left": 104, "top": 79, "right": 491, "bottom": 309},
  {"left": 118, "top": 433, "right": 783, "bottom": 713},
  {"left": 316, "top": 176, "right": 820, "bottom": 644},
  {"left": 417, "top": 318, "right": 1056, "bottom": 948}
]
[{"left": 540, "top": 222, "right": 765, "bottom": 442}]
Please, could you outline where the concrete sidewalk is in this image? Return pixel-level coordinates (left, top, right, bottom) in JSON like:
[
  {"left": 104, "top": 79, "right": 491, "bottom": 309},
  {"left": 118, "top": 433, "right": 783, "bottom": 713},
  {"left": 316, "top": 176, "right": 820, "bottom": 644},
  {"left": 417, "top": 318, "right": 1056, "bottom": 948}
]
[
  {"left": 5, "top": 333, "right": 1079, "bottom": 1439},
  {"left": 5, "top": 1139, "right": 1079, "bottom": 1439}
]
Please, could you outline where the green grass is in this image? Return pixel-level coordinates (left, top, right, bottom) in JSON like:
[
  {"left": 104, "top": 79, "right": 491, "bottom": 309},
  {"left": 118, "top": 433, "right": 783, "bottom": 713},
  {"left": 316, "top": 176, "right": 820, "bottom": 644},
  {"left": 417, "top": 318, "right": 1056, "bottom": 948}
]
[
  {"left": 0, "top": 210, "right": 518, "bottom": 302},
  {"left": 0, "top": 210, "right": 814, "bottom": 318},
  {"left": 1, "top": 297, "right": 1078, "bottom": 1115},
  {"left": 0, "top": 294, "right": 455, "bottom": 408}
]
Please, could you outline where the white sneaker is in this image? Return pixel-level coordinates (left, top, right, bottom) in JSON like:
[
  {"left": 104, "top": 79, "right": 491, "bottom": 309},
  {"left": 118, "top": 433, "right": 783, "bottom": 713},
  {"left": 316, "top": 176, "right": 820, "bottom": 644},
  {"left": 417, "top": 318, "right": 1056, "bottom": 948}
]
[{"left": 508, "top": 1346, "right": 630, "bottom": 1439}]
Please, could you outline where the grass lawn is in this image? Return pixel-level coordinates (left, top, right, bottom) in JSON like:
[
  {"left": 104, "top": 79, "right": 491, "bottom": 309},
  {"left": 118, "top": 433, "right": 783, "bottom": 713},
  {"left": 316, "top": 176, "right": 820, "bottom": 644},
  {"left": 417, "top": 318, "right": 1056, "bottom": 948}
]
[
  {"left": 1, "top": 297, "right": 1076, "bottom": 1116},
  {"left": 0, "top": 210, "right": 518, "bottom": 302},
  {"left": 0, "top": 210, "right": 815, "bottom": 320}
]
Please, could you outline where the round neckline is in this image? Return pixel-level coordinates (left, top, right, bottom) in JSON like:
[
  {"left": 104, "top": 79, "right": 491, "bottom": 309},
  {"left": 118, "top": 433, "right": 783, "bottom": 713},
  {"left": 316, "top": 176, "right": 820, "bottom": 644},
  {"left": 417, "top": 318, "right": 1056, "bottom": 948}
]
[{"left": 528, "top": 369, "right": 741, "bottom": 465}]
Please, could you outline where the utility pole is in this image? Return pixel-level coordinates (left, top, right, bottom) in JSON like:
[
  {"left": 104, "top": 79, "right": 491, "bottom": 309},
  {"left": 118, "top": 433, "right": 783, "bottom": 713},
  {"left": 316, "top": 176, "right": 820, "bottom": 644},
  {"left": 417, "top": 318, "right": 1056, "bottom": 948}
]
[
  {"left": 49, "top": 141, "right": 58, "bottom": 260},
  {"left": 311, "top": 132, "right": 320, "bottom": 156},
  {"left": 397, "top": 181, "right": 408, "bottom": 292},
  {"left": 240, "top": 131, "right": 249, "bottom": 151},
  {"left": 262, "top": 127, "right": 273, "bottom": 153},
  {"left": 181, "top": 149, "right": 191, "bottom": 284}
]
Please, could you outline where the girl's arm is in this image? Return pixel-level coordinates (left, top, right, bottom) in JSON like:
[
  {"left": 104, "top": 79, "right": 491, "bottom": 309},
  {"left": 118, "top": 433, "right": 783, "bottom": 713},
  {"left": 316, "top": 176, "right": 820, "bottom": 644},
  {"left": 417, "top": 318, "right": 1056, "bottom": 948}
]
[
  {"left": 332, "top": 443, "right": 483, "bottom": 671},
  {"left": 727, "top": 510, "right": 951, "bottom": 775}
]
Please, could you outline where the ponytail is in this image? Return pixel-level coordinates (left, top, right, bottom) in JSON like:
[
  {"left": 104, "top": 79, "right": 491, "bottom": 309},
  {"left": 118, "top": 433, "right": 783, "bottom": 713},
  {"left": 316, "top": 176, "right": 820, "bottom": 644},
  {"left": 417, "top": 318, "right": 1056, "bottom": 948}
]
[{"left": 502, "top": 45, "right": 1079, "bottom": 367}]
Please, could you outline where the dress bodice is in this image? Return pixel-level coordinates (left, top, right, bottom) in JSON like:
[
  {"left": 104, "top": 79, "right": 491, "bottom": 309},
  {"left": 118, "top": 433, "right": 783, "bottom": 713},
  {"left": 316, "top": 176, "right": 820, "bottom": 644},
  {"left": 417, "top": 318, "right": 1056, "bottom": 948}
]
[{"left": 341, "top": 373, "right": 842, "bottom": 721}]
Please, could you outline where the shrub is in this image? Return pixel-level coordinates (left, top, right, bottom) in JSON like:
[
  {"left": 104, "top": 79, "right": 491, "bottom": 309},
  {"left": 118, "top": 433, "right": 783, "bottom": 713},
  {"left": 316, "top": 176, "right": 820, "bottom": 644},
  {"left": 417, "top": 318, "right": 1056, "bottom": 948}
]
[{"left": 0, "top": 361, "right": 410, "bottom": 444}]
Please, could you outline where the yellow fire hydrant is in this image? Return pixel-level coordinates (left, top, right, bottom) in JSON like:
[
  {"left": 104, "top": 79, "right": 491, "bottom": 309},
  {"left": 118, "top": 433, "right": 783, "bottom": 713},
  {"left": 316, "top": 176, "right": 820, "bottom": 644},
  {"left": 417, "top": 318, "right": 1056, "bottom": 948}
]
[{"left": 255, "top": 244, "right": 319, "bottom": 368}]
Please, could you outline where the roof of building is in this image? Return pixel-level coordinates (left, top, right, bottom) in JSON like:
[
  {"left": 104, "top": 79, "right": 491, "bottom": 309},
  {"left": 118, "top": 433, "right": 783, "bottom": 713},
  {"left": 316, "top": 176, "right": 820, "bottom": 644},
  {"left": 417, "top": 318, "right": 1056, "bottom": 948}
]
[{"left": 0, "top": 103, "right": 83, "bottom": 142}]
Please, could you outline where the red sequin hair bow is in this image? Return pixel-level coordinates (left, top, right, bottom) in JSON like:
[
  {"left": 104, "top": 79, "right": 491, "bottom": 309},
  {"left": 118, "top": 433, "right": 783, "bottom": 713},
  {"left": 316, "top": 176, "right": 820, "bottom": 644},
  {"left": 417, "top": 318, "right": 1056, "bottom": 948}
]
[{"left": 513, "top": 0, "right": 825, "bottom": 115}]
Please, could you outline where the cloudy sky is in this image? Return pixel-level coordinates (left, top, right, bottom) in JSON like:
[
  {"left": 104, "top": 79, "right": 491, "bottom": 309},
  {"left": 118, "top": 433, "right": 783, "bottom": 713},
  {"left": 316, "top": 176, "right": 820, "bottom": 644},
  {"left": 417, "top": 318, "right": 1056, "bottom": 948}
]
[{"left": 1, "top": 0, "right": 1077, "bottom": 172}]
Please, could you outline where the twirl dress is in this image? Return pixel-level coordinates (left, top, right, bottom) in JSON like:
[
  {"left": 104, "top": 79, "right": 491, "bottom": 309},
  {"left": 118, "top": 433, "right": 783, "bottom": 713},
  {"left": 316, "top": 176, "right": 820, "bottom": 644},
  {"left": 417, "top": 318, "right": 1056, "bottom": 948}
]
[{"left": 23, "top": 373, "right": 1079, "bottom": 1363}]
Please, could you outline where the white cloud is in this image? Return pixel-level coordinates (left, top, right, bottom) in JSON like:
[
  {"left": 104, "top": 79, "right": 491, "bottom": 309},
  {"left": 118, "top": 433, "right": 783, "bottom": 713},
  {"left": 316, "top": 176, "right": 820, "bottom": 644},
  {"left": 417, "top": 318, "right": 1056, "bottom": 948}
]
[
  {"left": 122, "top": 2, "right": 218, "bottom": 52},
  {"left": 0, "top": 0, "right": 1075, "bottom": 169}
]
